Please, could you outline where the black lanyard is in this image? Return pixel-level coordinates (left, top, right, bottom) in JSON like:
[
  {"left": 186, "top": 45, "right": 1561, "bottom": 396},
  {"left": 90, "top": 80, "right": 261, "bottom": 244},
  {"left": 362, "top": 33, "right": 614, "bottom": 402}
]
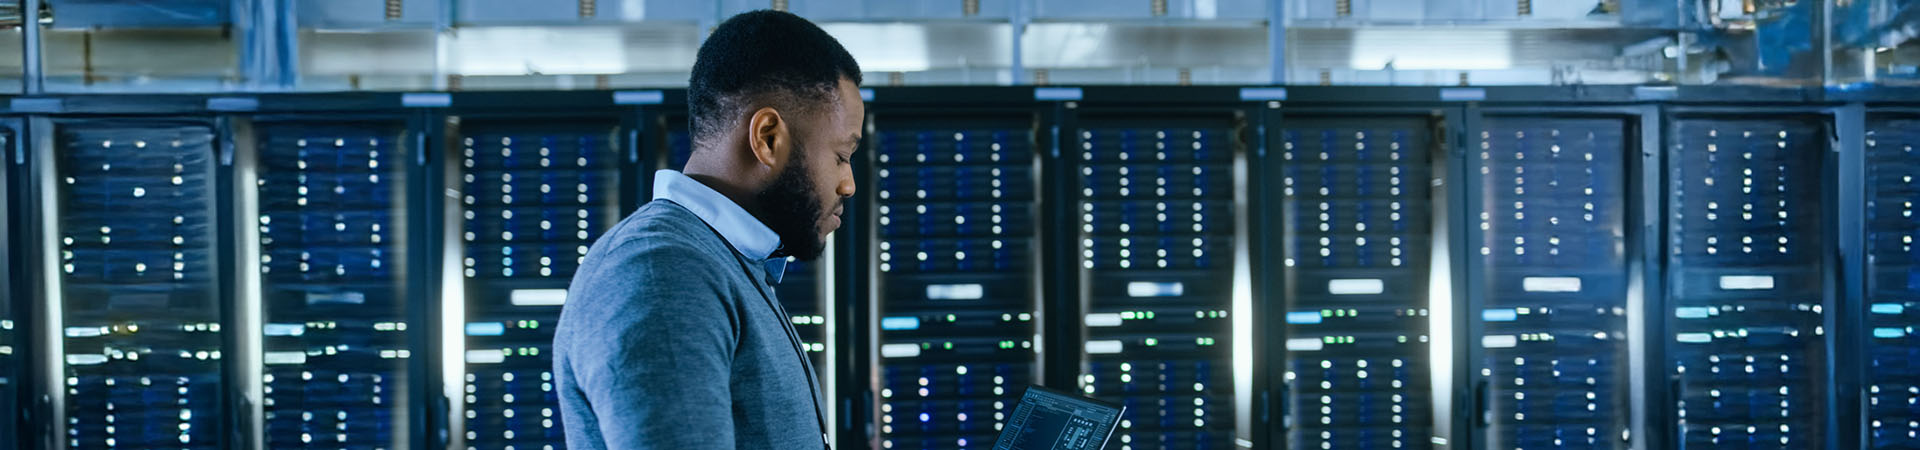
[{"left": 690, "top": 213, "right": 833, "bottom": 449}]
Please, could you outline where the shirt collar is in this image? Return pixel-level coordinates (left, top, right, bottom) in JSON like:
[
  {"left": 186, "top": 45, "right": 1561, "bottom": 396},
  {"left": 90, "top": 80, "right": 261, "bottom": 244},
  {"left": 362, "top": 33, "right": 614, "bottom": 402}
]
[{"left": 652, "top": 170, "right": 788, "bottom": 284}]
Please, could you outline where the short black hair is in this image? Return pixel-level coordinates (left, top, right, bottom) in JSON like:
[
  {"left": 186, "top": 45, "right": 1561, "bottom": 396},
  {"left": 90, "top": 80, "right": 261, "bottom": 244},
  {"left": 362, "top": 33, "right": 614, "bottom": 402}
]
[{"left": 688, "top": 10, "right": 862, "bottom": 146}]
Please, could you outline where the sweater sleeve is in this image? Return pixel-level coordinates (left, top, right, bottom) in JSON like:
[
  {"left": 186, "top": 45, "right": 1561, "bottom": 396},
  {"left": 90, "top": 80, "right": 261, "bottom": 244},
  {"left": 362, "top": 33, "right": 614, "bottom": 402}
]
[{"left": 565, "top": 239, "right": 742, "bottom": 449}]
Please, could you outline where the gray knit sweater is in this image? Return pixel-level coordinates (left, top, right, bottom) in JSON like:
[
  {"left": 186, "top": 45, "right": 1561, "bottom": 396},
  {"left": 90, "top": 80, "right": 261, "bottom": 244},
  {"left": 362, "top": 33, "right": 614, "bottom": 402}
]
[{"left": 553, "top": 200, "right": 825, "bottom": 449}]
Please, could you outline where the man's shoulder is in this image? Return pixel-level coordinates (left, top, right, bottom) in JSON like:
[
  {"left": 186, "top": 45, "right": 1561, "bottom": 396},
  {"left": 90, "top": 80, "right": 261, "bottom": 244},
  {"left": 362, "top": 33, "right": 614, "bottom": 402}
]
[
  {"left": 595, "top": 200, "right": 727, "bottom": 259},
  {"left": 559, "top": 200, "right": 743, "bottom": 332},
  {"left": 569, "top": 199, "right": 745, "bottom": 300}
]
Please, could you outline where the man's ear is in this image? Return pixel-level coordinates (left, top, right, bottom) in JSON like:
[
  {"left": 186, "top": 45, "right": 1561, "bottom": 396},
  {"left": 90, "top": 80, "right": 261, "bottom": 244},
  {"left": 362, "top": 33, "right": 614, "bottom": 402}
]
[{"left": 745, "top": 106, "right": 789, "bottom": 171}]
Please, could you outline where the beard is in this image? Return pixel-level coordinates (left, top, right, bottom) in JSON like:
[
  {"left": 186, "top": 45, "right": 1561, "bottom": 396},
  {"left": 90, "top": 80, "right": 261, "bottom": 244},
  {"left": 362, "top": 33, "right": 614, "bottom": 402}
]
[{"left": 756, "top": 146, "right": 832, "bottom": 261}]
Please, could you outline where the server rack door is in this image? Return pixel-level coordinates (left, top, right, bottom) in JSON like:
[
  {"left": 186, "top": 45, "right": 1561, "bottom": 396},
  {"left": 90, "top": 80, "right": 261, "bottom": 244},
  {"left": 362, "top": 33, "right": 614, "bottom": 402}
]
[
  {"left": 455, "top": 119, "right": 622, "bottom": 450},
  {"left": 869, "top": 114, "right": 1042, "bottom": 450},
  {"left": 1274, "top": 114, "right": 1441, "bottom": 450},
  {"left": 1472, "top": 116, "right": 1633, "bottom": 449},
  {"left": 0, "top": 127, "right": 14, "bottom": 450},
  {"left": 1072, "top": 115, "right": 1242, "bottom": 449},
  {"left": 53, "top": 120, "right": 224, "bottom": 450},
  {"left": 251, "top": 121, "right": 413, "bottom": 449},
  {"left": 1864, "top": 115, "right": 1920, "bottom": 449},
  {"left": 664, "top": 120, "right": 835, "bottom": 396},
  {"left": 1666, "top": 115, "right": 1829, "bottom": 449}
]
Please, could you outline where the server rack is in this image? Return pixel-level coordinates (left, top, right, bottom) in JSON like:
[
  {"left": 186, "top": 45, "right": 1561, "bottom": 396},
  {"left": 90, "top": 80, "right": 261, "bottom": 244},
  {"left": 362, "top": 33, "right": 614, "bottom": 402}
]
[
  {"left": 862, "top": 92, "right": 1046, "bottom": 450},
  {"left": 237, "top": 112, "right": 422, "bottom": 450},
  {"left": 443, "top": 94, "right": 639, "bottom": 450},
  {"left": 0, "top": 119, "right": 17, "bottom": 450},
  {"left": 1, "top": 85, "right": 1912, "bottom": 450},
  {"left": 1662, "top": 107, "right": 1836, "bottom": 449},
  {"left": 1269, "top": 105, "right": 1447, "bottom": 450},
  {"left": 1065, "top": 90, "right": 1253, "bottom": 450},
  {"left": 1463, "top": 105, "right": 1651, "bottom": 450},
  {"left": 1864, "top": 108, "right": 1920, "bottom": 449},
  {"left": 36, "top": 115, "right": 228, "bottom": 450}
]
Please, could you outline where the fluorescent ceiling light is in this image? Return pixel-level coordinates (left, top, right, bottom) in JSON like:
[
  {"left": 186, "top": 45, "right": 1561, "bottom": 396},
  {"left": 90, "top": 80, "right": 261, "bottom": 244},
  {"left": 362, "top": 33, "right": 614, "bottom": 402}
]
[{"left": 1350, "top": 29, "right": 1513, "bottom": 70}]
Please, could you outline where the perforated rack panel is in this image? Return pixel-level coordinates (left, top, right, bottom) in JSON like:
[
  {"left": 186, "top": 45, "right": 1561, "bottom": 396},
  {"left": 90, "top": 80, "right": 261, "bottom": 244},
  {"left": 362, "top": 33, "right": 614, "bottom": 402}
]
[
  {"left": 56, "top": 122, "right": 222, "bottom": 450},
  {"left": 460, "top": 121, "right": 621, "bottom": 450},
  {"left": 1668, "top": 117, "right": 1827, "bottom": 449},
  {"left": 1074, "top": 120, "right": 1237, "bottom": 450},
  {"left": 1277, "top": 117, "right": 1435, "bottom": 450},
  {"left": 872, "top": 120, "right": 1039, "bottom": 450},
  {"left": 255, "top": 122, "right": 411, "bottom": 449},
  {"left": 1477, "top": 118, "right": 1632, "bottom": 449},
  {"left": 1866, "top": 118, "right": 1920, "bottom": 449}
]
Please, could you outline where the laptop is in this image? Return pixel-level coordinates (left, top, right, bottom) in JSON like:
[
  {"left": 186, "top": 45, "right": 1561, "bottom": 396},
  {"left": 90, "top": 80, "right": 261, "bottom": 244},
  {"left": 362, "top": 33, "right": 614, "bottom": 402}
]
[{"left": 991, "top": 385, "right": 1126, "bottom": 450}]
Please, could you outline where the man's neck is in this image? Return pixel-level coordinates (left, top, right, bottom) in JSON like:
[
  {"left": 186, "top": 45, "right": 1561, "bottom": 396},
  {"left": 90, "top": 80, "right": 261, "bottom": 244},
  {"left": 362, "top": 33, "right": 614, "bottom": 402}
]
[{"left": 682, "top": 170, "right": 772, "bottom": 230}]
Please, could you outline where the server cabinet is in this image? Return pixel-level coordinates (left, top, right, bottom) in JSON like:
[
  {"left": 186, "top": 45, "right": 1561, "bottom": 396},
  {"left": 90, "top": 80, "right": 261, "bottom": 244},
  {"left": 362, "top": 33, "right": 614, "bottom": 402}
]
[
  {"left": 45, "top": 119, "right": 226, "bottom": 450},
  {"left": 0, "top": 124, "right": 16, "bottom": 450},
  {"left": 1069, "top": 110, "right": 1246, "bottom": 449},
  {"left": 1468, "top": 111, "right": 1640, "bottom": 449},
  {"left": 246, "top": 118, "right": 416, "bottom": 449},
  {"left": 867, "top": 110, "right": 1043, "bottom": 450},
  {"left": 1865, "top": 113, "right": 1920, "bottom": 449},
  {"left": 1664, "top": 111, "right": 1831, "bottom": 449},
  {"left": 662, "top": 118, "right": 836, "bottom": 398},
  {"left": 451, "top": 115, "right": 626, "bottom": 450},
  {"left": 1272, "top": 111, "right": 1442, "bottom": 450}
]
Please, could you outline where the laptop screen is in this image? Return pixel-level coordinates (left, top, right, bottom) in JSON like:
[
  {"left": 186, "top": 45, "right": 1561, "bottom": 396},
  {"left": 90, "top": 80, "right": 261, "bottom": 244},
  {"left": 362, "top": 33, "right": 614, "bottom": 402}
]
[{"left": 993, "top": 386, "right": 1125, "bottom": 450}]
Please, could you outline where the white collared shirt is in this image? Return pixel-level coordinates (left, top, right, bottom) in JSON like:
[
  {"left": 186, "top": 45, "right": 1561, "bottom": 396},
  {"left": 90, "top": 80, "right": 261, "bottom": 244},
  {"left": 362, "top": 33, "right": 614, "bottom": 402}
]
[{"left": 651, "top": 170, "right": 788, "bottom": 283}]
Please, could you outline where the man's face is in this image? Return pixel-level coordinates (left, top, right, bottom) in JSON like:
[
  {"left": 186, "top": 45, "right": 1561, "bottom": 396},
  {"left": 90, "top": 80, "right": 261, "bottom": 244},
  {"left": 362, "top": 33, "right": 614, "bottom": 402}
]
[{"left": 758, "top": 78, "right": 864, "bottom": 261}]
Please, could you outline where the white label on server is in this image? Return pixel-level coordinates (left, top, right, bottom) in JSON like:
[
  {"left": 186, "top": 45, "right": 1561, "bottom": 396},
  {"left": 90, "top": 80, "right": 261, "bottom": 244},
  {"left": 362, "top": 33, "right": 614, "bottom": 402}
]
[
  {"left": 880, "top": 343, "right": 922, "bottom": 358},
  {"left": 1522, "top": 277, "right": 1583, "bottom": 293},
  {"left": 264, "top": 323, "right": 307, "bottom": 336},
  {"left": 1084, "top": 340, "right": 1125, "bottom": 354},
  {"left": 1718, "top": 275, "right": 1776, "bottom": 291},
  {"left": 1482, "top": 335, "right": 1519, "bottom": 349},
  {"left": 465, "top": 349, "right": 507, "bottom": 364},
  {"left": 1127, "top": 282, "right": 1185, "bottom": 297},
  {"left": 1084, "top": 313, "right": 1124, "bottom": 327},
  {"left": 464, "top": 322, "right": 507, "bottom": 336},
  {"left": 1285, "top": 338, "right": 1324, "bottom": 352},
  {"left": 927, "top": 283, "right": 985, "bottom": 300},
  {"left": 511, "top": 289, "right": 569, "bottom": 306},
  {"left": 1328, "top": 279, "right": 1385, "bottom": 295},
  {"left": 264, "top": 351, "right": 308, "bottom": 365},
  {"left": 63, "top": 327, "right": 104, "bottom": 338},
  {"left": 1676, "top": 333, "right": 1714, "bottom": 344},
  {"left": 65, "top": 354, "right": 109, "bottom": 366},
  {"left": 306, "top": 291, "right": 366, "bottom": 305}
]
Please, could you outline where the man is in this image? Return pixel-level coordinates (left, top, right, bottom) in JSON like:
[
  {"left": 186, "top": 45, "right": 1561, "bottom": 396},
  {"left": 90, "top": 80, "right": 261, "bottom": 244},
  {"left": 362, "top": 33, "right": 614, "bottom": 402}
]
[{"left": 552, "top": 10, "right": 863, "bottom": 449}]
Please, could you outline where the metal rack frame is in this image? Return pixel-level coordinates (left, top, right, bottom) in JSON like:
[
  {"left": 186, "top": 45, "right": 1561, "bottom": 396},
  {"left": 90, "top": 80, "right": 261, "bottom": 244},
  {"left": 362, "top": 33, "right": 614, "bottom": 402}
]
[
  {"left": 0, "top": 115, "right": 19, "bottom": 450},
  {"left": 434, "top": 92, "right": 641, "bottom": 450},
  {"left": 857, "top": 87, "right": 1050, "bottom": 450},
  {"left": 1658, "top": 102, "right": 1849, "bottom": 450},
  {"left": 1264, "top": 96, "right": 1466, "bottom": 450},
  {"left": 1461, "top": 103, "right": 1659, "bottom": 450},
  {"left": 1066, "top": 85, "right": 1262, "bottom": 448}
]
